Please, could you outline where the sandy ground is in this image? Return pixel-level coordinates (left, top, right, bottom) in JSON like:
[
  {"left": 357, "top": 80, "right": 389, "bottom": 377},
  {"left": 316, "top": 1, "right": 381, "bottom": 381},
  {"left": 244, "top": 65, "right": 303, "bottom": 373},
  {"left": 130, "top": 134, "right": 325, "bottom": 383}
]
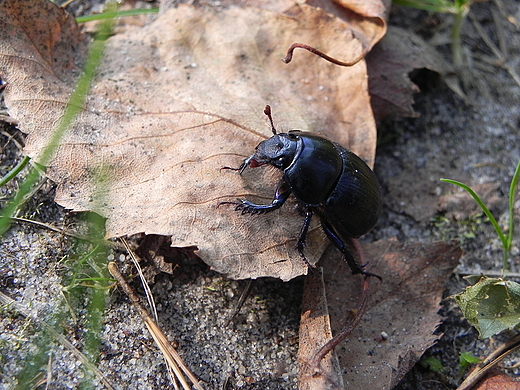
[{"left": 1, "top": 1, "right": 519, "bottom": 389}]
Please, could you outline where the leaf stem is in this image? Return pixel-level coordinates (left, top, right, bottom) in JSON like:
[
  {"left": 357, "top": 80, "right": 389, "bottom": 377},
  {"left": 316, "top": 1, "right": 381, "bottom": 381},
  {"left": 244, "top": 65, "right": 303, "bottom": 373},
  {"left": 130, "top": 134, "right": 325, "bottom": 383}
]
[{"left": 451, "top": 6, "right": 469, "bottom": 67}]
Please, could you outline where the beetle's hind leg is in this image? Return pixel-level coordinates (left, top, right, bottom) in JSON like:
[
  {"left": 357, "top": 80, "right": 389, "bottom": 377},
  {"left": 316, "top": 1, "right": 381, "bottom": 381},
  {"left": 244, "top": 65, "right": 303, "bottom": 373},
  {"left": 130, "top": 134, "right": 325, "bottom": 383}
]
[{"left": 320, "top": 218, "right": 381, "bottom": 281}]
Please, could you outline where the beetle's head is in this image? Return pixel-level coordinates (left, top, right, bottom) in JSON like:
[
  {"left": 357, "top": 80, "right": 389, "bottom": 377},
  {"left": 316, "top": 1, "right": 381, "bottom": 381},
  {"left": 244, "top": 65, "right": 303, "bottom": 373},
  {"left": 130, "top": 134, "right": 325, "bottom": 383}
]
[{"left": 252, "top": 133, "right": 300, "bottom": 170}]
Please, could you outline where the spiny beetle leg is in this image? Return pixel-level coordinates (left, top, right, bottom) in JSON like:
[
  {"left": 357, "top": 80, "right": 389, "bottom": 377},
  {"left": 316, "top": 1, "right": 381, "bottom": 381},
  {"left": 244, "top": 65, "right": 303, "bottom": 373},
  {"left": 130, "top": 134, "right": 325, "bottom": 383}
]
[
  {"left": 320, "top": 218, "right": 382, "bottom": 281},
  {"left": 222, "top": 179, "right": 292, "bottom": 215},
  {"left": 234, "top": 190, "right": 289, "bottom": 214},
  {"left": 221, "top": 155, "right": 257, "bottom": 174},
  {"left": 216, "top": 200, "right": 268, "bottom": 214},
  {"left": 295, "top": 208, "right": 315, "bottom": 268}
]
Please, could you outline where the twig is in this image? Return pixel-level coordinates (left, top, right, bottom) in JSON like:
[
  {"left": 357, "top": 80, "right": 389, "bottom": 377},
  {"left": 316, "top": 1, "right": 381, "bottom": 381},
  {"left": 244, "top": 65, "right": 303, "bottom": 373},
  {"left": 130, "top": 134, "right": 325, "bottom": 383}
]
[
  {"left": 119, "top": 237, "right": 182, "bottom": 385},
  {"left": 225, "top": 279, "right": 255, "bottom": 326},
  {"left": 456, "top": 268, "right": 520, "bottom": 279},
  {"left": 0, "top": 129, "right": 24, "bottom": 149},
  {"left": 108, "top": 262, "right": 204, "bottom": 390},
  {"left": 120, "top": 237, "right": 159, "bottom": 323}
]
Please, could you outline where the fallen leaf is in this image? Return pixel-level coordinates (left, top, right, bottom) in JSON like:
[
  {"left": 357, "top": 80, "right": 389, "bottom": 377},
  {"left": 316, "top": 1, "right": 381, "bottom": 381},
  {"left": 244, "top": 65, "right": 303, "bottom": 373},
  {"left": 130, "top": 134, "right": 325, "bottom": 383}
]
[
  {"left": 314, "top": 240, "right": 462, "bottom": 388},
  {"left": 219, "top": 0, "right": 388, "bottom": 55},
  {"left": 298, "top": 268, "right": 344, "bottom": 390},
  {"left": 367, "top": 26, "right": 454, "bottom": 121},
  {"left": 453, "top": 276, "right": 520, "bottom": 339},
  {"left": 301, "top": 0, "right": 388, "bottom": 52},
  {"left": 0, "top": 0, "right": 387, "bottom": 280},
  {"left": 135, "top": 234, "right": 185, "bottom": 281},
  {"left": 0, "top": 0, "right": 87, "bottom": 121},
  {"left": 473, "top": 369, "right": 520, "bottom": 390}
]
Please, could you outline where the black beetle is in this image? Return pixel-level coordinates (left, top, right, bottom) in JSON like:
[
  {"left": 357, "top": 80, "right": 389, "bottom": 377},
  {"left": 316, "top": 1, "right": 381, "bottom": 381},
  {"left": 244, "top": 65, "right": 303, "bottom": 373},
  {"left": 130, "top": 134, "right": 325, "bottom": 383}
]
[{"left": 222, "top": 106, "right": 382, "bottom": 279}]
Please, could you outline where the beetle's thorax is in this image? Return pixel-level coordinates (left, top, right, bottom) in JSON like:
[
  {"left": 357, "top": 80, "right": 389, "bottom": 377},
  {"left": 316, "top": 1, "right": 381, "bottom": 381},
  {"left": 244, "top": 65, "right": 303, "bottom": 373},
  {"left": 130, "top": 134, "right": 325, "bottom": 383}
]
[
  {"left": 282, "top": 131, "right": 344, "bottom": 206},
  {"left": 252, "top": 133, "right": 302, "bottom": 170}
]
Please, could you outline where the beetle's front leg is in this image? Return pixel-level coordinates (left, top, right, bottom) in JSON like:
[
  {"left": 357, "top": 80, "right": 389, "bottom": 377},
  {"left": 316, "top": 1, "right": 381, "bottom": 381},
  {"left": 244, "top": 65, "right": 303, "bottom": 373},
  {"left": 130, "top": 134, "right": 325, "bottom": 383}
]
[
  {"left": 221, "top": 155, "right": 258, "bottom": 174},
  {"left": 221, "top": 180, "right": 291, "bottom": 215}
]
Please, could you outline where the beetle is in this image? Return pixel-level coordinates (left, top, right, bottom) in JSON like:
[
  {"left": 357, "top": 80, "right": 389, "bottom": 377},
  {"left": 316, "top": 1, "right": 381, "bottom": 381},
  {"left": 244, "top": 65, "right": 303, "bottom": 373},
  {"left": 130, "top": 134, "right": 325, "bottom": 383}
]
[{"left": 221, "top": 105, "right": 382, "bottom": 279}]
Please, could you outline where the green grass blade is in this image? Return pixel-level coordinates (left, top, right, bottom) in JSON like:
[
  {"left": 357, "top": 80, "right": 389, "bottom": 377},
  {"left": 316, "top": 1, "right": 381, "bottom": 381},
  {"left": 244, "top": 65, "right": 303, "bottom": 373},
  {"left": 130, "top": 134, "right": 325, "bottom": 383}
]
[
  {"left": 440, "top": 178, "right": 508, "bottom": 254},
  {"left": 392, "top": 0, "right": 458, "bottom": 13},
  {"left": 0, "top": 4, "right": 117, "bottom": 236},
  {"left": 0, "top": 156, "right": 30, "bottom": 188},
  {"left": 507, "top": 160, "right": 520, "bottom": 252},
  {"left": 2, "top": 3, "right": 117, "bottom": 388},
  {"left": 75, "top": 7, "right": 158, "bottom": 24}
]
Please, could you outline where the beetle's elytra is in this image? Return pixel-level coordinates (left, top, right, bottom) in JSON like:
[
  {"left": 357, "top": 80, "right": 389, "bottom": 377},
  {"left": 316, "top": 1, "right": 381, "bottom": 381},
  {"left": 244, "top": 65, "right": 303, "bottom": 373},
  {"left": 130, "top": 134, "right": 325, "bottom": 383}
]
[{"left": 221, "top": 106, "right": 383, "bottom": 279}]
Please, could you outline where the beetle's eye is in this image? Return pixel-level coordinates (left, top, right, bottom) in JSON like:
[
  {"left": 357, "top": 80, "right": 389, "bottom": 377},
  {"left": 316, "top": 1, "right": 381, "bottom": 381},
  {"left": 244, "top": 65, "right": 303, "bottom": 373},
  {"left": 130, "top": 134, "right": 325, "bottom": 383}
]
[{"left": 271, "top": 156, "right": 286, "bottom": 168}]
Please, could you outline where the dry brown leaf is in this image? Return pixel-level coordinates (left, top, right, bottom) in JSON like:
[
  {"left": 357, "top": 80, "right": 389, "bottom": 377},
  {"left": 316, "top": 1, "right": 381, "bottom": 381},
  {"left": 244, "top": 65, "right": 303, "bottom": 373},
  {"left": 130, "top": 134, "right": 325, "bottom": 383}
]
[
  {"left": 367, "top": 26, "right": 454, "bottom": 121},
  {"left": 221, "top": 0, "right": 388, "bottom": 53},
  {"left": 473, "top": 369, "right": 520, "bottom": 390},
  {"left": 302, "top": 240, "right": 462, "bottom": 388},
  {"left": 0, "top": 0, "right": 87, "bottom": 119},
  {"left": 298, "top": 268, "right": 345, "bottom": 390},
  {"left": 301, "top": 0, "right": 388, "bottom": 52},
  {"left": 135, "top": 235, "right": 183, "bottom": 281},
  {"left": 0, "top": 0, "right": 387, "bottom": 280}
]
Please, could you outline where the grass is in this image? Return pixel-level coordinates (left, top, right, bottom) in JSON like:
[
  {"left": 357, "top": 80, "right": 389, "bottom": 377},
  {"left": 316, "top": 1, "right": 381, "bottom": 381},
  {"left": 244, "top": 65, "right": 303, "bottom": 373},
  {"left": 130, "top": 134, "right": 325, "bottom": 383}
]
[
  {"left": 393, "top": 0, "right": 474, "bottom": 67},
  {"left": 0, "top": 2, "right": 121, "bottom": 388},
  {"left": 441, "top": 159, "right": 520, "bottom": 273},
  {"left": 441, "top": 158, "right": 520, "bottom": 341},
  {"left": 75, "top": 7, "right": 158, "bottom": 23},
  {"left": 0, "top": 3, "right": 171, "bottom": 387}
]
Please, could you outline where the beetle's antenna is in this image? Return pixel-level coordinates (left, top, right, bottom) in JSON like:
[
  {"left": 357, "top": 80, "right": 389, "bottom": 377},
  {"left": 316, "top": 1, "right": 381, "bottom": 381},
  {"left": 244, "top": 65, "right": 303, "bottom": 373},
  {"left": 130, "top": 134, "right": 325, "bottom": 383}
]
[{"left": 264, "top": 105, "right": 277, "bottom": 135}]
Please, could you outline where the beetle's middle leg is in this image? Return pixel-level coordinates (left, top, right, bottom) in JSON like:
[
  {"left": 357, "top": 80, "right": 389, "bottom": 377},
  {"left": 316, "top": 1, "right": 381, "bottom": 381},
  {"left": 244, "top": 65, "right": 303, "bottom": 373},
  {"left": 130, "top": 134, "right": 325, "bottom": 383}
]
[
  {"left": 320, "top": 218, "right": 381, "bottom": 281},
  {"left": 295, "top": 207, "right": 315, "bottom": 268}
]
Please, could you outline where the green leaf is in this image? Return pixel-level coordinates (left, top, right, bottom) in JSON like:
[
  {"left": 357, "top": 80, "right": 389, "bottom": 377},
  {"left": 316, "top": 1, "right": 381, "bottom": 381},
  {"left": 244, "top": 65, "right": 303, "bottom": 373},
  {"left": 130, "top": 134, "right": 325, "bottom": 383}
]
[
  {"left": 453, "top": 276, "right": 520, "bottom": 338},
  {"left": 459, "top": 352, "right": 480, "bottom": 369},
  {"left": 420, "top": 356, "right": 444, "bottom": 372}
]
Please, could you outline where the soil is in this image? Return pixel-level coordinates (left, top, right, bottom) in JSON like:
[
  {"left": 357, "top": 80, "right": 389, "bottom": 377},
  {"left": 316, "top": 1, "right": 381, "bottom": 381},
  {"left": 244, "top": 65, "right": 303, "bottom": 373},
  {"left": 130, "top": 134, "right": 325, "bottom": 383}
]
[{"left": 1, "top": 1, "right": 519, "bottom": 390}]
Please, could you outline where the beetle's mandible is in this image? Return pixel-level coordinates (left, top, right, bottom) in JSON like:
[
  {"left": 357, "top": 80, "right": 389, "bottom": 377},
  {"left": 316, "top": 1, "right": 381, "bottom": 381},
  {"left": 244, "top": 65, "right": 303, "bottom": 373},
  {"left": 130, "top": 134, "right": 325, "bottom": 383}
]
[{"left": 221, "top": 105, "right": 383, "bottom": 279}]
